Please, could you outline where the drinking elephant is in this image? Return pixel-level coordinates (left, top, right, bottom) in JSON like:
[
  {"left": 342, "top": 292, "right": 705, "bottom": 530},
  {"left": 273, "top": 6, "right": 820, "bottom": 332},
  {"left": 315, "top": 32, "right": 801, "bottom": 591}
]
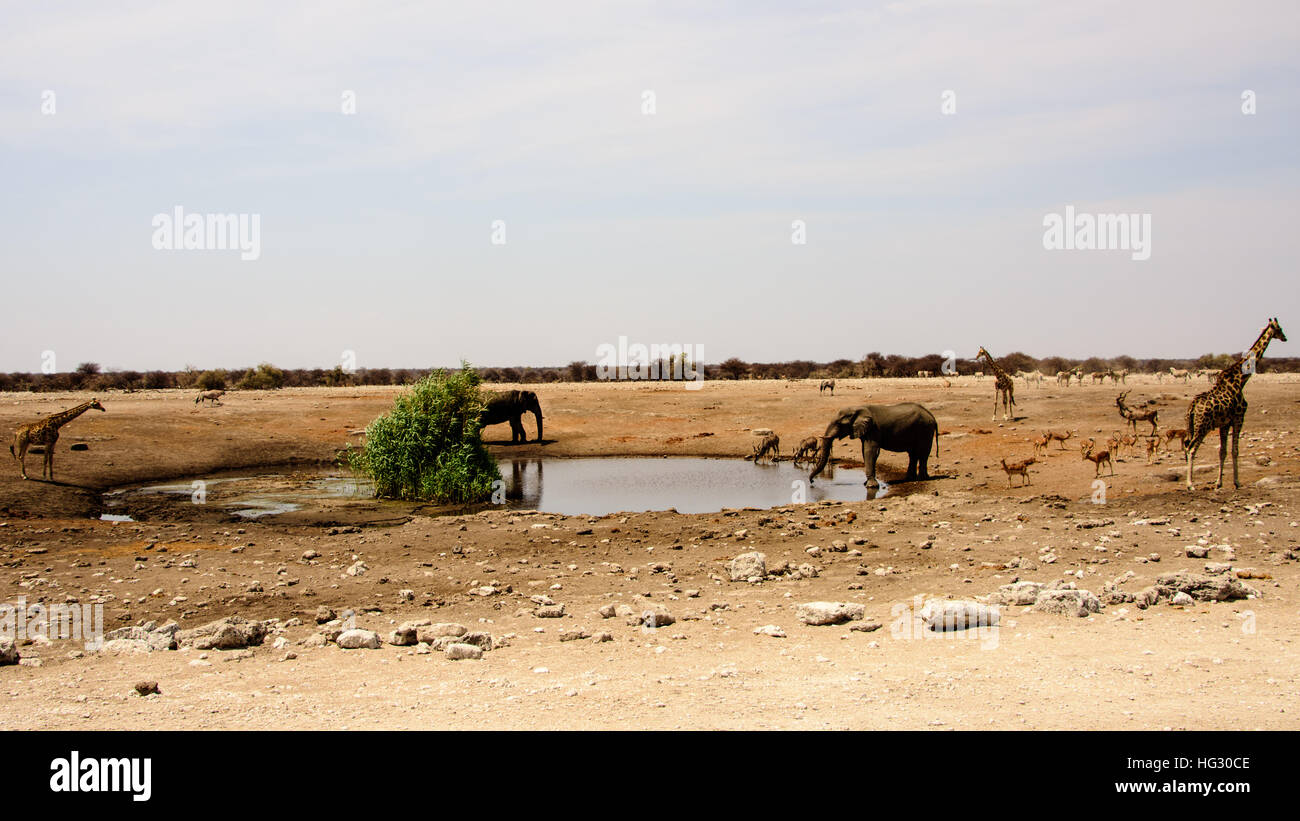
[
  {"left": 808, "top": 403, "right": 939, "bottom": 487},
  {"left": 480, "top": 390, "right": 543, "bottom": 444}
]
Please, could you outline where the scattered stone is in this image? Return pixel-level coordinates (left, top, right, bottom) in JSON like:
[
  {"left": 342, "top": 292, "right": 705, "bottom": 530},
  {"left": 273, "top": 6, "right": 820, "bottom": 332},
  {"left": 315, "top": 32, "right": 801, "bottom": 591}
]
[
  {"left": 1171, "top": 592, "right": 1195, "bottom": 607},
  {"left": 994, "top": 581, "right": 1046, "bottom": 606},
  {"left": 921, "top": 600, "right": 1000, "bottom": 631},
  {"left": 336, "top": 629, "right": 383, "bottom": 649},
  {"left": 534, "top": 604, "right": 566, "bottom": 619},
  {"left": 0, "top": 640, "right": 19, "bottom": 666},
  {"left": 444, "top": 643, "right": 483, "bottom": 660},
  {"left": 754, "top": 624, "right": 786, "bottom": 638},
  {"left": 849, "top": 620, "right": 883, "bottom": 633},
  {"left": 729, "top": 552, "right": 767, "bottom": 582},
  {"left": 797, "top": 601, "right": 866, "bottom": 626},
  {"left": 314, "top": 606, "right": 336, "bottom": 624},
  {"left": 597, "top": 603, "right": 617, "bottom": 619},
  {"left": 1185, "top": 546, "right": 1210, "bottom": 559},
  {"left": 1033, "top": 589, "right": 1102, "bottom": 617},
  {"left": 417, "top": 623, "right": 467, "bottom": 643},
  {"left": 592, "top": 631, "right": 614, "bottom": 643},
  {"left": 559, "top": 628, "right": 590, "bottom": 642},
  {"left": 1155, "top": 571, "right": 1256, "bottom": 602},
  {"left": 641, "top": 611, "right": 676, "bottom": 628},
  {"left": 134, "top": 681, "right": 160, "bottom": 697},
  {"left": 176, "top": 616, "right": 267, "bottom": 650}
]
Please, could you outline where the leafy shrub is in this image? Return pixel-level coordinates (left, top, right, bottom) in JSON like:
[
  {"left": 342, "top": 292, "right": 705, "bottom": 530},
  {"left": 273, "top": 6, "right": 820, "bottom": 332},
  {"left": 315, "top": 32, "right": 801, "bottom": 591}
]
[
  {"left": 236, "top": 362, "right": 285, "bottom": 390},
  {"left": 345, "top": 364, "right": 500, "bottom": 503},
  {"left": 194, "top": 370, "right": 227, "bottom": 391}
]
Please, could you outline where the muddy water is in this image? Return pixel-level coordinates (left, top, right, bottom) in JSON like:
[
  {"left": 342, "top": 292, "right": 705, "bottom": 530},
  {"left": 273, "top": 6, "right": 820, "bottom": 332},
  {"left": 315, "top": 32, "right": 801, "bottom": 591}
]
[{"left": 100, "top": 457, "right": 909, "bottom": 521}]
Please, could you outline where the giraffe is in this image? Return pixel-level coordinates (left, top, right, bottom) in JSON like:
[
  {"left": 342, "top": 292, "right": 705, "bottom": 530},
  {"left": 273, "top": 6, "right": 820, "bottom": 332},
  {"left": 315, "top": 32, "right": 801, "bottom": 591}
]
[
  {"left": 974, "top": 347, "right": 1016, "bottom": 421},
  {"left": 1183, "top": 318, "right": 1287, "bottom": 490},
  {"left": 9, "top": 399, "right": 106, "bottom": 481}
]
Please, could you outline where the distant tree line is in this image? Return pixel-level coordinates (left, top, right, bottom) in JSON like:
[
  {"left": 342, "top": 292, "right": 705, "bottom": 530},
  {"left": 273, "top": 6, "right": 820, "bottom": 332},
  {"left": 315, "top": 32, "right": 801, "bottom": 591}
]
[{"left": 3, "top": 352, "right": 1298, "bottom": 393}]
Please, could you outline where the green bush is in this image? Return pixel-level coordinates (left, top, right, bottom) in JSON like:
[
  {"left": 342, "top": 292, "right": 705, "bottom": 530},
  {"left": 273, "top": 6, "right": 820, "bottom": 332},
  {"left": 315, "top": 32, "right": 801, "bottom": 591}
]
[
  {"left": 194, "top": 370, "right": 227, "bottom": 391},
  {"left": 346, "top": 364, "right": 500, "bottom": 503},
  {"left": 236, "top": 362, "right": 285, "bottom": 390}
]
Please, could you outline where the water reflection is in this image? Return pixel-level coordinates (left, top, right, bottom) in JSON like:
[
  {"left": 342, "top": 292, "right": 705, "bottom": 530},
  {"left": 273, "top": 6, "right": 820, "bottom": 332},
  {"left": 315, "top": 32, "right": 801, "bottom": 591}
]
[{"left": 499, "top": 457, "right": 893, "bottom": 516}]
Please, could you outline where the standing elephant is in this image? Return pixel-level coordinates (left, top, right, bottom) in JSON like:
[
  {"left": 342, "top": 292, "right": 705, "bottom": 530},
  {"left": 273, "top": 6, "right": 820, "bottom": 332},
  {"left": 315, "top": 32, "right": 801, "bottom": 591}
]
[
  {"left": 479, "top": 390, "right": 543, "bottom": 444},
  {"left": 808, "top": 403, "right": 939, "bottom": 488}
]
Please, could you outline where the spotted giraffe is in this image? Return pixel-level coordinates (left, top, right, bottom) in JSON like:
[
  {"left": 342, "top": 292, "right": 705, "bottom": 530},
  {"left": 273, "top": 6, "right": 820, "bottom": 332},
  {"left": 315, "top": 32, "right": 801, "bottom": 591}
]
[
  {"left": 975, "top": 347, "right": 1016, "bottom": 421},
  {"left": 9, "top": 398, "right": 106, "bottom": 480},
  {"left": 1183, "top": 318, "right": 1287, "bottom": 490}
]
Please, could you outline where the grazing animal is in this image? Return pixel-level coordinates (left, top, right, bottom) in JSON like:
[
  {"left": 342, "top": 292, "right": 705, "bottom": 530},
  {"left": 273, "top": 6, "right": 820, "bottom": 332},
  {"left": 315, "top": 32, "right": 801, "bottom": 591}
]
[
  {"left": 1155, "top": 370, "right": 1166, "bottom": 383},
  {"left": 1183, "top": 318, "right": 1286, "bottom": 490},
  {"left": 10, "top": 399, "right": 106, "bottom": 480},
  {"left": 195, "top": 389, "right": 225, "bottom": 405},
  {"left": 1056, "top": 371, "right": 1074, "bottom": 386},
  {"left": 819, "top": 379, "right": 835, "bottom": 395},
  {"left": 1169, "top": 367, "right": 1191, "bottom": 383},
  {"left": 792, "top": 436, "right": 819, "bottom": 463},
  {"left": 1029, "top": 432, "right": 1050, "bottom": 458},
  {"left": 1145, "top": 436, "right": 1160, "bottom": 464},
  {"left": 1116, "top": 391, "right": 1159, "bottom": 436},
  {"left": 916, "top": 371, "right": 932, "bottom": 378},
  {"left": 1106, "top": 431, "right": 1123, "bottom": 459},
  {"left": 974, "top": 347, "right": 1016, "bottom": 421},
  {"left": 1048, "top": 429, "right": 1074, "bottom": 449},
  {"left": 752, "top": 432, "right": 780, "bottom": 463},
  {"left": 1081, "top": 439, "right": 1114, "bottom": 477},
  {"left": 1000, "top": 456, "right": 1035, "bottom": 487},
  {"left": 1090, "top": 371, "right": 1107, "bottom": 385},
  {"left": 1112, "top": 369, "right": 1129, "bottom": 384},
  {"left": 1162, "top": 428, "right": 1188, "bottom": 451}
]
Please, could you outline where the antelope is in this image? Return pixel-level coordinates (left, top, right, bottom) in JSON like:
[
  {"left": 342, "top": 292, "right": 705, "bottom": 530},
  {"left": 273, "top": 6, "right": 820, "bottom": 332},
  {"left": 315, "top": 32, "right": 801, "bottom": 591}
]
[
  {"left": 791, "top": 436, "right": 819, "bottom": 463},
  {"left": 1081, "top": 439, "right": 1114, "bottom": 477},
  {"left": 1162, "top": 427, "right": 1188, "bottom": 450},
  {"left": 1000, "top": 456, "right": 1035, "bottom": 487},
  {"left": 1048, "top": 429, "right": 1074, "bottom": 449},
  {"left": 752, "top": 432, "right": 780, "bottom": 463},
  {"left": 1029, "top": 432, "right": 1050, "bottom": 458},
  {"left": 195, "top": 389, "right": 225, "bottom": 405},
  {"left": 1144, "top": 436, "right": 1160, "bottom": 464},
  {"left": 819, "top": 379, "right": 835, "bottom": 395},
  {"left": 1169, "top": 367, "right": 1191, "bottom": 383},
  {"left": 1116, "top": 391, "right": 1159, "bottom": 436}
]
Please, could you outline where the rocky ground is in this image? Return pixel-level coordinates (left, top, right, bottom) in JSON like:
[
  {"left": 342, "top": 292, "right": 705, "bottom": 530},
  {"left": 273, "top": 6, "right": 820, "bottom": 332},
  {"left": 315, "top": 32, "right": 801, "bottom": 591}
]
[{"left": 1, "top": 376, "right": 1297, "bottom": 730}]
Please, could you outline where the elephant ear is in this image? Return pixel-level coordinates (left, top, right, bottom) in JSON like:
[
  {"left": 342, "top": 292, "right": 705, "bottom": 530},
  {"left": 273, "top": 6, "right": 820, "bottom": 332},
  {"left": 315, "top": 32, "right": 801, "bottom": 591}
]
[{"left": 851, "top": 414, "right": 875, "bottom": 440}]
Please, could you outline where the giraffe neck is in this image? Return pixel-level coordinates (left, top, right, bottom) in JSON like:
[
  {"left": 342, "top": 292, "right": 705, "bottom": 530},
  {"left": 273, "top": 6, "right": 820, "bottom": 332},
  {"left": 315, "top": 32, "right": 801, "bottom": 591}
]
[
  {"left": 47, "top": 401, "right": 97, "bottom": 429},
  {"left": 1214, "top": 325, "right": 1278, "bottom": 394},
  {"left": 979, "top": 352, "right": 1006, "bottom": 378}
]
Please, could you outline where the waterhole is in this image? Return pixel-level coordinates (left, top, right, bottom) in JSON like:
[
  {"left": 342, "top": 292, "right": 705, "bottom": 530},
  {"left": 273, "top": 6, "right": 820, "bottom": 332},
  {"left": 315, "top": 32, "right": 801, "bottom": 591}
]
[{"left": 99, "top": 457, "right": 911, "bottom": 522}]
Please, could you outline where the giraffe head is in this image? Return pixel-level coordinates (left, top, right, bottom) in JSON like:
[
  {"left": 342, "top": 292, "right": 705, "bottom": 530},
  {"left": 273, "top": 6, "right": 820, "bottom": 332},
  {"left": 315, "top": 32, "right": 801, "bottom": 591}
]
[
  {"left": 89, "top": 399, "right": 106, "bottom": 412},
  {"left": 1266, "top": 317, "right": 1287, "bottom": 343},
  {"left": 975, "top": 346, "right": 990, "bottom": 360}
]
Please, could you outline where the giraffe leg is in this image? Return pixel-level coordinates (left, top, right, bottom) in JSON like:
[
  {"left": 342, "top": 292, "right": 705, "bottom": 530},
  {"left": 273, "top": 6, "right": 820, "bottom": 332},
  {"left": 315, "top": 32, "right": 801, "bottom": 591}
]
[
  {"left": 1215, "top": 427, "right": 1228, "bottom": 489},
  {"left": 1185, "top": 442, "right": 1197, "bottom": 490},
  {"left": 1231, "top": 425, "right": 1240, "bottom": 489}
]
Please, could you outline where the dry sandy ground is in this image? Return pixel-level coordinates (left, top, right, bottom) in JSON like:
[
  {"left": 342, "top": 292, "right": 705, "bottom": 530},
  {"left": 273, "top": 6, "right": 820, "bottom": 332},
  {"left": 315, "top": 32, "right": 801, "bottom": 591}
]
[{"left": 1, "top": 376, "right": 1298, "bottom": 730}]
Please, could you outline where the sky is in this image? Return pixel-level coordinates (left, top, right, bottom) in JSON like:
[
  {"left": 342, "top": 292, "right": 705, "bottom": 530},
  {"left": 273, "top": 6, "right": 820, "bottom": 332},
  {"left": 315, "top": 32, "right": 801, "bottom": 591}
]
[{"left": 2, "top": 0, "right": 1298, "bottom": 372}]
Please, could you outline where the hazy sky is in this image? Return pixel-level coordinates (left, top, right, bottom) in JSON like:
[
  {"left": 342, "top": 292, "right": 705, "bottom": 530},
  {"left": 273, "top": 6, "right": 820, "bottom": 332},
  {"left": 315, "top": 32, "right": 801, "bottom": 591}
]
[{"left": 2, "top": 0, "right": 1297, "bottom": 372}]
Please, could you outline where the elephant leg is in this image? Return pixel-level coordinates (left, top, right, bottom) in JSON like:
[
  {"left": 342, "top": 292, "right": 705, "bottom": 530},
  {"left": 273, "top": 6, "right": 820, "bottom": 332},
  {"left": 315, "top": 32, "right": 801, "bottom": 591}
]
[
  {"left": 861, "top": 441, "right": 880, "bottom": 487},
  {"left": 917, "top": 450, "right": 931, "bottom": 479},
  {"left": 905, "top": 453, "right": 918, "bottom": 481},
  {"left": 510, "top": 415, "right": 526, "bottom": 443}
]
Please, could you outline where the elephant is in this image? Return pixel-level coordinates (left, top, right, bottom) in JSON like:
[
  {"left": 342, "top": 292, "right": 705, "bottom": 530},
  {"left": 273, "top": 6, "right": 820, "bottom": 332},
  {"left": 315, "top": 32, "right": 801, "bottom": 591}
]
[
  {"left": 480, "top": 390, "right": 543, "bottom": 444},
  {"left": 808, "top": 403, "right": 939, "bottom": 488}
]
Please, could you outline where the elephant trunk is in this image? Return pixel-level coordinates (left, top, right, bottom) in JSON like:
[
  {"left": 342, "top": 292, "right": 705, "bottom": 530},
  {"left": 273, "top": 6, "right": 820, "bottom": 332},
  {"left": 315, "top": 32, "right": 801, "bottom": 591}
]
[
  {"left": 532, "top": 408, "right": 543, "bottom": 443},
  {"left": 808, "top": 436, "right": 834, "bottom": 481}
]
